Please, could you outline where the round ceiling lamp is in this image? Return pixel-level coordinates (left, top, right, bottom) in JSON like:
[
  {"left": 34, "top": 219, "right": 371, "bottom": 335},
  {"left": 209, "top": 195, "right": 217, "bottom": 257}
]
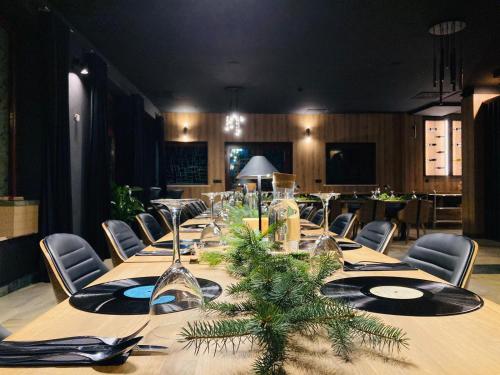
[{"left": 224, "top": 87, "right": 245, "bottom": 137}]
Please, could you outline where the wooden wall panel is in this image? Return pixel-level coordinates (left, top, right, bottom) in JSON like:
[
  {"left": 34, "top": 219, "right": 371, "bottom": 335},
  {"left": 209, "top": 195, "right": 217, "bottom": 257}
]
[{"left": 163, "top": 112, "right": 462, "bottom": 198}]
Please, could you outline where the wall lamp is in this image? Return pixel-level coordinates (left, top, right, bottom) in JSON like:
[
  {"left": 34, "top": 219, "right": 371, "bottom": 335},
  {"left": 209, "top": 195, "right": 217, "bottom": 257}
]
[
  {"left": 305, "top": 128, "right": 311, "bottom": 138},
  {"left": 183, "top": 125, "right": 189, "bottom": 135}
]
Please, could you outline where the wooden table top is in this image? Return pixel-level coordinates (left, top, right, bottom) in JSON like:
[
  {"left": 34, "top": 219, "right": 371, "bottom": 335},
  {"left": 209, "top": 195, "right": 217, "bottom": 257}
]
[{"left": 3, "top": 218, "right": 500, "bottom": 374}]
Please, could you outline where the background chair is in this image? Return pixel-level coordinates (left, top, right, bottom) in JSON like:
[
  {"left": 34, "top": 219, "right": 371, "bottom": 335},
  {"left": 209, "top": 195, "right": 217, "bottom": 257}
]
[
  {"left": 165, "top": 189, "right": 184, "bottom": 198},
  {"left": 40, "top": 234, "right": 109, "bottom": 302},
  {"left": 330, "top": 213, "right": 356, "bottom": 238},
  {"left": 136, "top": 213, "right": 166, "bottom": 245},
  {"left": 102, "top": 220, "right": 145, "bottom": 266},
  {"left": 310, "top": 208, "right": 324, "bottom": 226},
  {"left": 397, "top": 199, "right": 433, "bottom": 242},
  {"left": 354, "top": 220, "right": 396, "bottom": 254},
  {"left": 300, "top": 205, "right": 314, "bottom": 219},
  {"left": 0, "top": 325, "right": 10, "bottom": 340},
  {"left": 157, "top": 207, "right": 174, "bottom": 233},
  {"left": 402, "top": 233, "right": 478, "bottom": 288}
]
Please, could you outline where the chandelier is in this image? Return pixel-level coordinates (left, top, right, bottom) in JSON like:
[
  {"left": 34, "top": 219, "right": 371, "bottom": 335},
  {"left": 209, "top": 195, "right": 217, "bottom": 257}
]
[
  {"left": 224, "top": 87, "right": 245, "bottom": 136},
  {"left": 429, "top": 20, "right": 466, "bottom": 103}
]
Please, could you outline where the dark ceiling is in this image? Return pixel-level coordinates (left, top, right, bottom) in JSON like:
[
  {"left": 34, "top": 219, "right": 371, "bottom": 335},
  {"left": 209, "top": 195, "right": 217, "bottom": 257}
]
[{"left": 51, "top": 0, "right": 500, "bottom": 114}]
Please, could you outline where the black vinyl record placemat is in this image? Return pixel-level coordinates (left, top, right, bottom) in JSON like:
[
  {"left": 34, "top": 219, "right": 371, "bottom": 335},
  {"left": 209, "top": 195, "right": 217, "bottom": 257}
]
[
  {"left": 321, "top": 276, "right": 483, "bottom": 316},
  {"left": 70, "top": 277, "right": 222, "bottom": 315}
]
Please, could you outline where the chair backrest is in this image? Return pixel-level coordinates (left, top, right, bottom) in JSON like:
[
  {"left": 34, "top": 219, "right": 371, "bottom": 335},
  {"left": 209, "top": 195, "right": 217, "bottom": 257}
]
[
  {"left": 40, "top": 234, "right": 108, "bottom": 301},
  {"left": 310, "top": 208, "right": 324, "bottom": 226},
  {"left": 354, "top": 220, "right": 396, "bottom": 253},
  {"left": 300, "top": 205, "right": 314, "bottom": 219},
  {"left": 165, "top": 189, "right": 184, "bottom": 199},
  {"left": 398, "top": 199, "right": 419, "bottom": 225},
  {"left": 419, "top": 200, "right": 433, "bottom": 225},
  {"left": 102, "top": 220, "right": 145, "bottom": 266},
  {"left": 402, "top": 233, "right": 478, "bottom": 288},
  {"left": 149, "top": 187, "right": 162, "bottom": 200},
  {"left": 0, "top": 325, "right": 10, "bottom": 341},
  {"left": 306, "top": 207, "right": 318, "bottom": 221},
  {"left": 135, "top": 213, "right": 166, "bottom": 245},
  {"left": 157, "top": 207, "right": 174, "bottom": 232},
  {"left": 330, "top": 213, "right": 356, "bottom": 238}
]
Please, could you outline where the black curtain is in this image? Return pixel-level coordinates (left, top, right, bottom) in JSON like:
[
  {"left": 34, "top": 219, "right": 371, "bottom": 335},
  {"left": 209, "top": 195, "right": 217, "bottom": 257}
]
[
  {"left": 82, "top": 52, "right": 110, "bottom": 258},
  {"left": 142, "top": 114, "right": 156, "bottom": 191},
  {"left": 156, "top": 115, "right": 166, "bottom": 190},
  {"left": 114, "top": 94, "right": 145, "bottom": 192},
  {"left": 39, "top": 12, "right": 72, "bottom": 237},
  {"left": 480, "top": 96, "right": 500, "bottom": 240}
]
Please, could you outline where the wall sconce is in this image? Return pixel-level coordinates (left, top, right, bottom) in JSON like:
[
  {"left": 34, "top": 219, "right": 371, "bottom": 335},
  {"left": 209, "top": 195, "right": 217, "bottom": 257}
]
[
  {"left": 305, "top": 128, "right": 311, "bottom": 138},
  {"left": 183, "top": 126, "right": 188, "bottom": 135}
]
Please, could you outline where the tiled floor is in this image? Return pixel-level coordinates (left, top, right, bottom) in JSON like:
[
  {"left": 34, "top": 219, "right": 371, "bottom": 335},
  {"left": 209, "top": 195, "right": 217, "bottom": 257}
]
[{"left": 1, "top": 231, "right": 499, "bottom": 334}]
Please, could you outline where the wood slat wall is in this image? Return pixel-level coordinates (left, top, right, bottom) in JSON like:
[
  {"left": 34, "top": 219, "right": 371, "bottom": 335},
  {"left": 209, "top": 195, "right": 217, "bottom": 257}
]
[{"left": 163, "top": 112, "right": 461, "bottom": 198}]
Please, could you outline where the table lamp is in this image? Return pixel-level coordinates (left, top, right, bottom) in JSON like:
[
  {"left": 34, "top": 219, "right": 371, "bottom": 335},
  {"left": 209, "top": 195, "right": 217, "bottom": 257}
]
[{"left": 237, "top": 156, "right": 278, "bottom": 231}]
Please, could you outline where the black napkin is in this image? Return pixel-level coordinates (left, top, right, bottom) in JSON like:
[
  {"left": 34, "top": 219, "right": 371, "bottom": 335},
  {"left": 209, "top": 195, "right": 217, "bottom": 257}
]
[{"left": 343, "top": 261, "right": 417, "bottom": 271}]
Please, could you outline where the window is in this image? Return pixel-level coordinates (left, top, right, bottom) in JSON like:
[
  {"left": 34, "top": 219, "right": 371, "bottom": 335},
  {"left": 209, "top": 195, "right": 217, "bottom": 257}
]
[
  {"left": 164, "top": 142, "right": 208, "bottom": 184},
  {"left": 424, "top": 118, "right": 461, "bottom": 177},
  {"left": 325, "top": 143, "right": 376, "bottom": 185}
]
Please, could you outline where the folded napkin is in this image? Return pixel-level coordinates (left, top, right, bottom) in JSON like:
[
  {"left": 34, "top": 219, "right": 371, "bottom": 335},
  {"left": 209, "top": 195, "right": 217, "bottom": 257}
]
[
  {"left": 343, "top": 261, "right": 417, "bottom": 271},
  {"left": 0, "top": 336, "right": 142, "bottom": 366},
  {"left": 336, "top": 241, "right": 362, "bottom": 250}
]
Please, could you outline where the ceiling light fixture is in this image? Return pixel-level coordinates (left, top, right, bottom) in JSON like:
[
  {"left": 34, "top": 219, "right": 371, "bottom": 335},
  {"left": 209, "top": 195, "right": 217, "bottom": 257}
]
[
  {"left": 224, "top": 87, "right": 245, "bottom": 137},
  {"left": 428, "top": 20, "right": 466, "bottom": 104},
  {"left": 80, "top": 66, "right": 89, "bottom": 75}
]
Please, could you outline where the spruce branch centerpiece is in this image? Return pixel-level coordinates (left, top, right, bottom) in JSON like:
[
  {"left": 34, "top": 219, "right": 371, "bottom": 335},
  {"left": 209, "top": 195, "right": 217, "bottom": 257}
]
[{"left": 181, "top": 223, "right": 409, "bottom": 374}]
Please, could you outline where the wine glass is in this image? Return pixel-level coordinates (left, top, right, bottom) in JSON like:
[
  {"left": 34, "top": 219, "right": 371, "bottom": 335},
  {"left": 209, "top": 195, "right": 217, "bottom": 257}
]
[
  {"left": 147, "top": 199, "right": 204, "bottom": 342},
  {"left": 309, "top": 193, "right": 343, "bottom": 266},
  {"left": 201, "top": 192, "right": 222, "bottom": 247}
]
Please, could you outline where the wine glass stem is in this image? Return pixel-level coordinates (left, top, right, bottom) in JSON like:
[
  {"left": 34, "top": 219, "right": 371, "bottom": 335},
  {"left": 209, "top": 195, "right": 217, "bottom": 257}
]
[
  {"left": 171, "top": 207, "right": 181, "bottom": 263},
  {"left": 210, "top": 198, "right": 214, "bottom": 221},
  {"left": 323, "top": 199, "right": 329, "bottom": 234}
]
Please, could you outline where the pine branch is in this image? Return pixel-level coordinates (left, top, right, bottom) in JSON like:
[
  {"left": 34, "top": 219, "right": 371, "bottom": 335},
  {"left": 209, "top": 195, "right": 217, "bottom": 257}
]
[
  {"left": 348, "top": 315, "right": 409, "bottom": 354},
  {"left": 204, "top": 301, "right": 254, "bottom": 316},
  {"left": 179, "top": 319, "right": 255, "bottom": 354}
]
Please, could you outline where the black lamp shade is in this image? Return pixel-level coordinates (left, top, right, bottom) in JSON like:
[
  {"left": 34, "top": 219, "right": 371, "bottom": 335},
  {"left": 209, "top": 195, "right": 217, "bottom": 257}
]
[{"left": 236, "top": 156, "right": 278, "bottom": 179}]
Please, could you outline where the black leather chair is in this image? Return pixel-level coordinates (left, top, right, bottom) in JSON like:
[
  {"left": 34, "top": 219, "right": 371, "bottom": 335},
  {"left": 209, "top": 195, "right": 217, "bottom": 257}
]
[
  {"left": 0, "top": 325, "right": 10, "bottom": 340},
  {"left": 310, "top": 208, "right": 324, "bottom": 226},
  {"left": 300, "top": 206, "right": 314, "bottom": 220},
  {"left": 102, "top": 220, "right": 145, "bottom": 266},
  {"left": 40, "top": 234, "right": 109, "bottom": 302},
  {"left": 135, "top": 213, "right": 166, "bottom": 245},
  {"left": 354, "top": 220, "right": 396, "bottom": 254},
  {"left": 157, "top": 207, "right": 174, "bottom": 232},
  {"left": 402, "top": 233, "right": 478, "bottom": 288},
  {"left": 165, "top": 189, "right": 184, "bottom": 199},
  {"left": 330, "top": 213, "right": 356, "bottom": 238}
]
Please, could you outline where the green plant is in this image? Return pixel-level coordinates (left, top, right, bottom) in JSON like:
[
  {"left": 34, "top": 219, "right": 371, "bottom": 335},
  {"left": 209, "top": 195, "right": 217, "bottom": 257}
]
[
  {"left": 227, "top": 204, "right": 258, "bottom": 225},
  {"left": 110, "top": 183, "right": 145, "bottom": 224},
  {"left": 180, "top": 223, "right": 409, "bottom": 374}
]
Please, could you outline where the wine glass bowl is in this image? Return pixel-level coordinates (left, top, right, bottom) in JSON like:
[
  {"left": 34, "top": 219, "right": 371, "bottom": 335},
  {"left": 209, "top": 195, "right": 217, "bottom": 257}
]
[
  {"left": 309, "top": 193, "right": 343, "bottom": 264},
  {"left": 148, "top": 199, "right": 205, "bottom": 341},
  {"left": 201, "top": 193, "right": 222, "bottom": 247}
]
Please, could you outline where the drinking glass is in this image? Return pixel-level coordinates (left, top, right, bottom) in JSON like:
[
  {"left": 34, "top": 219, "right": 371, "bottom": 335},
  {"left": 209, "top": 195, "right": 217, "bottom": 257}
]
[
  {"left": 310, "top": 193, "right": 343, "bottom": 266},
  {"left": 147, "top": 199, "right": 204, "bottom": 342},
  {"left": 200, "top": 192, "right": 222, "bottom": 246}
]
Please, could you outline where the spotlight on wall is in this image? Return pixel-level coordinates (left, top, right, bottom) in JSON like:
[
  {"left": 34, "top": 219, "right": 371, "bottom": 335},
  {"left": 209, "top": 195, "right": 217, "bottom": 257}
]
[{"left": 305, "top": 128, "right": 311, "bottom": 138}]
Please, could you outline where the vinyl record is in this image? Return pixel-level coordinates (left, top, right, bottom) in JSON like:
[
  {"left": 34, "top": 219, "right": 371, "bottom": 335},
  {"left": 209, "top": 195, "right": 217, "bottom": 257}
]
[
  {"left": 70, "top": 277, "right": 222, "bottom": 315},
  {"left": 321, "top": 276, "right": 483, "bottom": 316}
]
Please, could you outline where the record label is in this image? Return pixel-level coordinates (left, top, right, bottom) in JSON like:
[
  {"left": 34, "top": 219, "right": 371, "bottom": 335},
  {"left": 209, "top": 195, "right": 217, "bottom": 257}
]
[
  {"left": 69, "top": 277, "right": 222, "bottom": 315},
  {"left": 321, "top": 276, "right": 483, "bottom": 316}
]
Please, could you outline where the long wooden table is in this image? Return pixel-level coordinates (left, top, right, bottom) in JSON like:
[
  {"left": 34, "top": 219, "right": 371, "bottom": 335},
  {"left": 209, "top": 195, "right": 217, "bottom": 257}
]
[{"left": 3, "top": 218, "right": 500, "bottom": 374}]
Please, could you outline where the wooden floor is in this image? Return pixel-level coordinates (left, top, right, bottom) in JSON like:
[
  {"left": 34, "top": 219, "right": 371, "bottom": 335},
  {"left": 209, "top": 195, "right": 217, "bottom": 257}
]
[{"left": 1, "top": 231, "right": 499, "bottom": 334}]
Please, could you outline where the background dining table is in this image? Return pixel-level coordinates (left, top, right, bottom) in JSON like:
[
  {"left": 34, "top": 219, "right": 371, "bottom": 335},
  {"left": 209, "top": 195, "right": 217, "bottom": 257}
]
[{"left": 2, "top": 216, "right": 500, "bottom": 374}]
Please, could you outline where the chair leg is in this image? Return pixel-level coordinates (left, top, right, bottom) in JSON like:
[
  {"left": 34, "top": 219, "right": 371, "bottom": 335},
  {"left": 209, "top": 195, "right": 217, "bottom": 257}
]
[
  {"left": 416, "top": 225, "right": 420, "bottom": 240},
  {"left": 405, "top": 225, "right": 409, "bottom": 244}
]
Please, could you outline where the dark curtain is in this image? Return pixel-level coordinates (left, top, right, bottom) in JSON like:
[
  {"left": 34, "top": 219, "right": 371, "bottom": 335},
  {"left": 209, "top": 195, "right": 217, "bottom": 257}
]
[
  {"left": 142, "top": 114, "right": 156, "bottom": 191},
  {"left": 113, "top": 94, "right": 145, "bottom": 192},
  {"left": 39, "top": 13, "right": 72, "bottom": 237},
  {"left": 480, "top": 96, "right": 500, "bottom": 240},
  {"left": 156, "top": 115, "right": 166, "bottom": 190},
  {"left": 82, "top": 52, "right": 110, "bottom": 258}
]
